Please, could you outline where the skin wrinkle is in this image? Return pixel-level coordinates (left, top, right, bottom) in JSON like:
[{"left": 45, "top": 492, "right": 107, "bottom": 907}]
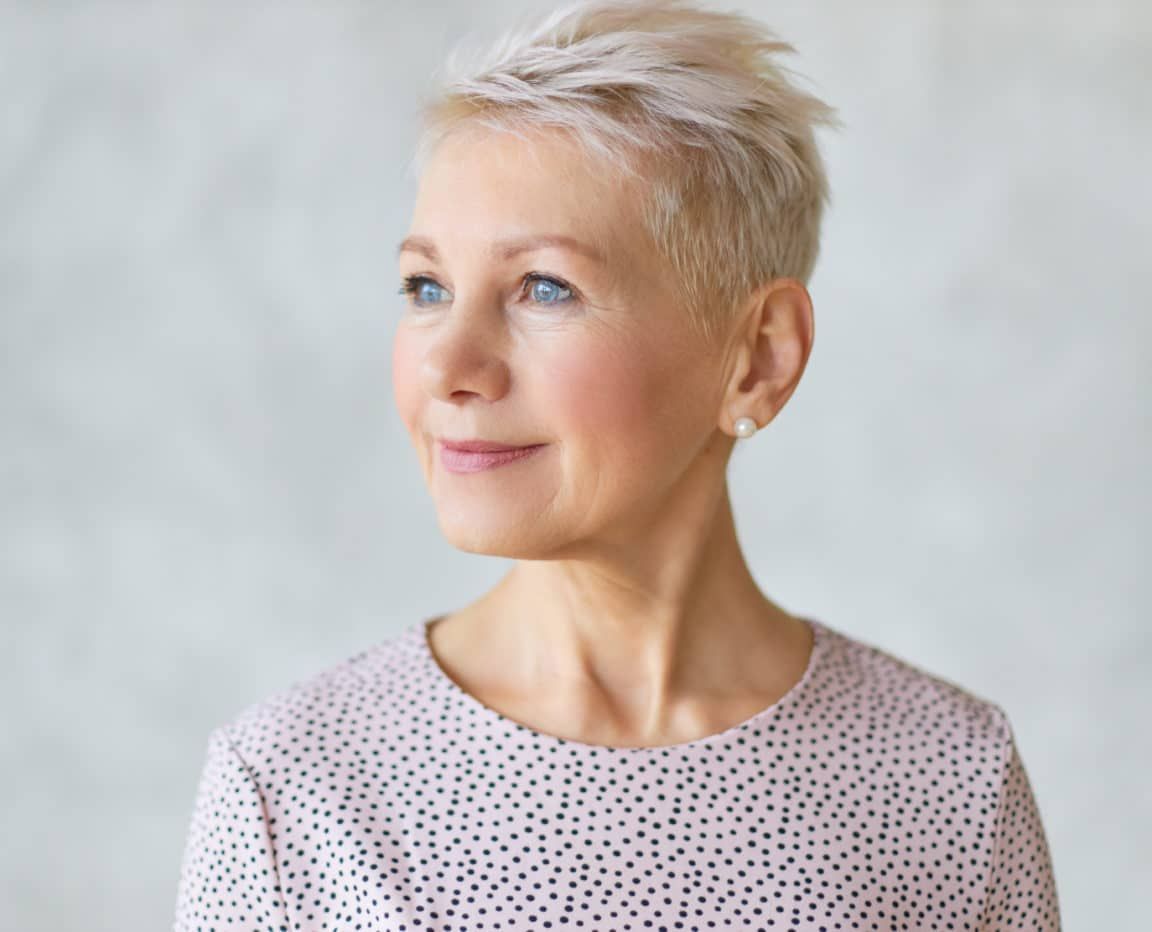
[{"left": 392, "top": 122, "right": 815, "bottom": 749}]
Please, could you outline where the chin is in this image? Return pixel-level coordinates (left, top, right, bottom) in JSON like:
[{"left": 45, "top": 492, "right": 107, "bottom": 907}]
[{"left": 435, "top": 510, "right": 571, "bottom": 560}]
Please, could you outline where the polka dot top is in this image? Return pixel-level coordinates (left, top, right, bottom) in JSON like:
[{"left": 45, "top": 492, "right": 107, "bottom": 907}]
[{"left": 173, "top": 616, "right": 1062, "bottom": 931}]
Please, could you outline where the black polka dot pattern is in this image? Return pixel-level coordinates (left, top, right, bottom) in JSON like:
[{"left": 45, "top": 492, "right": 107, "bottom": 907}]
[{"left": 173, "top": 616, "right": 1062, "bottom": 930}]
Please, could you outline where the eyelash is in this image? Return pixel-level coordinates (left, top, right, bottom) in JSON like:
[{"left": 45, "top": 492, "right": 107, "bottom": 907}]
[{"left": 397, "top": 272, "right": 577, "bottom": 309}]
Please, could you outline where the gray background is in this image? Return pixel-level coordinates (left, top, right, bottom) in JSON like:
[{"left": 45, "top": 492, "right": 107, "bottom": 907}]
[{"left": 2, "top": 1, "right": 1148, "bottom": 929}]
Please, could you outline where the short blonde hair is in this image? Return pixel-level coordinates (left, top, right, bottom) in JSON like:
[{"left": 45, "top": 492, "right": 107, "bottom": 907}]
[{"left": 409, "top": 0, "right": 842, "bottom": 345}]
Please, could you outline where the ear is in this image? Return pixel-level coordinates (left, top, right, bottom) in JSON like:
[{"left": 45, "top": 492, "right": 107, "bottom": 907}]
[{"left": 718, "top": 277, "right": 815, "bottom": 437}]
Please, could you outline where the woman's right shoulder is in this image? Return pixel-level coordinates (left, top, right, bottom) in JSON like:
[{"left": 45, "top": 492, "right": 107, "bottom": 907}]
[{"left": 208, "top": 619, "right": 426, "bottom": 767}]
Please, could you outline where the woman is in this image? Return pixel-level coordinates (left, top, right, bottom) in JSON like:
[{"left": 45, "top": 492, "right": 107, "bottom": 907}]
[{"left": 174, "top": 1, "right": 1061, "bottom": 929}]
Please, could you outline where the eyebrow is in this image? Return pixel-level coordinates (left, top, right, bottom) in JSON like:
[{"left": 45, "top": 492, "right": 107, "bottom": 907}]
[{"left": 395, "top": 233, "right": 607, "bottom": 265}]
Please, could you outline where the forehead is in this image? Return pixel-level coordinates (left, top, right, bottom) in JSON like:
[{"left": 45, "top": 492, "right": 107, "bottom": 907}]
[{"left": 409, "top": 125, "right": 639, "bottom": 262}]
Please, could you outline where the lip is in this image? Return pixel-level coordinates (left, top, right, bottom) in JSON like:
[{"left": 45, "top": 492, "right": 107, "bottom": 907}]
[
  {"left": 439, "top": 438, "right": 537, "bottom": 453},
  {"left": 437, "top": 439, "right": 547, "bottom": 474}
]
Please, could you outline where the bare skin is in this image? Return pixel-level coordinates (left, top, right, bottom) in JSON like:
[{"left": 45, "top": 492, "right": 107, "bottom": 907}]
[
  {"left": 425, "top": 542, "right": 815, "bottom": 749},
  {"left": 393, "top": 124, "right": 816, "bottom": 749}
]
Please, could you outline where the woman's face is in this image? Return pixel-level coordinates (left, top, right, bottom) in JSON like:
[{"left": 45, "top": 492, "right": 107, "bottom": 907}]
[{"left": 392, "top": 126, "right": 730, "bottom": 557}]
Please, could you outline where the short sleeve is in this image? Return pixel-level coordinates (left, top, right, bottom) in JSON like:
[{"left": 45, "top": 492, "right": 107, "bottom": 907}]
[
  {"left": 979, "top": 712, "right": 1062, "bottom": 931},
  {"left": 173, "top": 726, "right": 290, "bottom": 932}
]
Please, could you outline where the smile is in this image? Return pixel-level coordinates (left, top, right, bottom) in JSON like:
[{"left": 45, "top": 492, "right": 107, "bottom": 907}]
[{"left": 438, "top": 442, "right": 547, "bottom": 474}]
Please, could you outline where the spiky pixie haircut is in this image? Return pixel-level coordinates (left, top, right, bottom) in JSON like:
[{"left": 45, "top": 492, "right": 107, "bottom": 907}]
[{"left": 408, "top": 0, "right": 842, "bottom": 346}]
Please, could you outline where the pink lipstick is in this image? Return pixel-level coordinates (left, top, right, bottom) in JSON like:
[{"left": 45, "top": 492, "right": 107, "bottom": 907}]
[{"left": 438, "top": 439, "right": 547, "bottom": 474}]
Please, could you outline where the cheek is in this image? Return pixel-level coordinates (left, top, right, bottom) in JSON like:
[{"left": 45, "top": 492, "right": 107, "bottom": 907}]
[
  {"left": 391, "top": 325, "right": 423, "bottom": 435},
  {"left": 544, "top": 339, "right": 680, "bottom": 458}
]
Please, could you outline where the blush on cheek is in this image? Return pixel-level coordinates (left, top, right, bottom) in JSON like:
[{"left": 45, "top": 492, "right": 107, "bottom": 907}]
[
  {"left": 548, "top": 347, "right": 663, "bottom": 444},
  {"left": 391, "top": 328, "right": 424, "bottom": 437}
]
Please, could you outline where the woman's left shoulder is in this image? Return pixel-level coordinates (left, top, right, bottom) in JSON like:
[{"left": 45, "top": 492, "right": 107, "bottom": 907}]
[{"left": 811, "top": 619, "right": 1011, "bottom": 747}]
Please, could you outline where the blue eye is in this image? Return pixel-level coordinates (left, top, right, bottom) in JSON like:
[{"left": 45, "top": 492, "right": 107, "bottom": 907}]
[
  {"left": 524, "top": 274, "right": 574, "bottom": 305},
  {"left": 397, "top": 276, "right": 448, "bottom": 307},
  {"left": 398, "top": 273, "right": 576, "bottom": 309}
]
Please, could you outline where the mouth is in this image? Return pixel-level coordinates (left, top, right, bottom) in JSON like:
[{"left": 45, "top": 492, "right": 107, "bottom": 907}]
[
  {"left": 438, "top": 438, "right": 540, "bottom": 453},
  {"left": 437, "top": 439, "right": 547, "bottom": 474}
]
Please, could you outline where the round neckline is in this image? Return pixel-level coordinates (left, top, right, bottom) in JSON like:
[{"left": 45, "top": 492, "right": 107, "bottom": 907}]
[{"left": 409, "top": 613, "right": 829, "bottom": 753}]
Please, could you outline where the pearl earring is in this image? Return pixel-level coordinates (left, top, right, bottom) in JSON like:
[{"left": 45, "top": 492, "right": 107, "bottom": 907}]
[{"left": 734, "top": 416, "right": 758, "bottom": 439}]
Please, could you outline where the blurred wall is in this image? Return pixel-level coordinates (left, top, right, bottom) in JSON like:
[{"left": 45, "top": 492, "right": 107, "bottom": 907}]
[{"left": 1, "top": 1, "right": 1147, "bottom": 928}]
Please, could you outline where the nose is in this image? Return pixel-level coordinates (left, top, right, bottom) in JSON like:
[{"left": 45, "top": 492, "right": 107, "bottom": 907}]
[{"left": 419, "top": 302, "right": 512, "bottom": 403}]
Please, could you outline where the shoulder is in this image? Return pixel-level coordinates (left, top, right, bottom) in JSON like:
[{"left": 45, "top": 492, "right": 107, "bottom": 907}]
[
  {"left": 811, "top": 618, "right": 1011, "bottom": 755},
  {"left": 212, "top": 621, "right": 425, "bottom": 769}
]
